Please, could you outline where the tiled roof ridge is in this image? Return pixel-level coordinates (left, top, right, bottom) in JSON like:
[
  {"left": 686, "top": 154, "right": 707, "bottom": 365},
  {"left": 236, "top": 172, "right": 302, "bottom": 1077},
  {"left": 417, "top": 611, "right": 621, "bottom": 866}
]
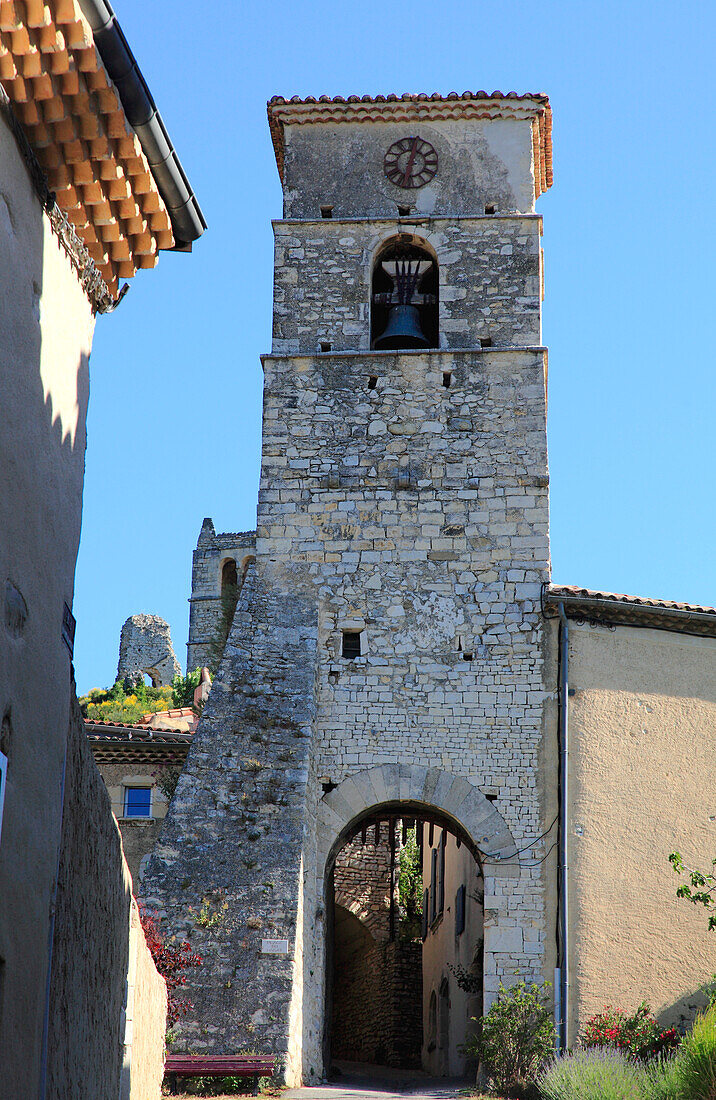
[
  {"left": 547, "top": 583, "right": 716, "bottom": 618},
  {"left": 267, "top": 90, "right": 553, "bottom": 200},
  {"left": 269, "top": 90, "right": 549, "bottom": 106},
  {"left": 84, "top": 718, "right": 193, "bottom": 738},
  {"left": 136, "top": 707, "right": 194, "bottom": 724}
]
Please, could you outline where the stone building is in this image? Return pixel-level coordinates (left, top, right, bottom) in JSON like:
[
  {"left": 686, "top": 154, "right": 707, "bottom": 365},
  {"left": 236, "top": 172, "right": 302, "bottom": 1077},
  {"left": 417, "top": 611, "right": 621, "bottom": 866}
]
[
  {"left": 140, "top": 90, "right": 716, "bottom": 1085},
  {"left": 117, "top": 613, "right": 181, "bottom": 687},
  {"left": 0, "top": 0, "right": 203, "bottom": 1095}
]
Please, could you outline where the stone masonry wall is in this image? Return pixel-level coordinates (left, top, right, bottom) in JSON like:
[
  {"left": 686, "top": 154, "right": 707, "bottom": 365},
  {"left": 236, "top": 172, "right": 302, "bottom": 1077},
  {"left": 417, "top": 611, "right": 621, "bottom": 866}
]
[
  {"left": 186, "top": 517, "right": 257, "bottom": 672},
  {"left": 142, "top": 561, "right": 319, "bottom": 1083},
  {"left": 259, "top": 346, "right": 551, "bottom": 1028},
  {"left": 117, "top": 613, "right": 180, "bottom": 687},
  {"left": 48, "top": 695, "right": 165, "bottom": 1100},
  {"left": 331, "top": 937, "right": 422, "bottom": 1069},
  {"left": 272, "top": 217, "right": 541, "bottom": 355},
  {"left": 333, "top": 825, "right": 396, "bottom": 943}
]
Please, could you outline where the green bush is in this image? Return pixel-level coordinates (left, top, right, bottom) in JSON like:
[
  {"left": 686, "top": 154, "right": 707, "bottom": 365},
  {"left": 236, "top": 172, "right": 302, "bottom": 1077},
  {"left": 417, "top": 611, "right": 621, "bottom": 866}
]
[
  {"left": 667, "top": 1003, "right": 716, "bottom": 1099},
  {"left": 463, "top": 980, "right": 555, "bottom": 1096},
  {"left": 538, "top": 1048, "right": 649, "bottom": 1100}
]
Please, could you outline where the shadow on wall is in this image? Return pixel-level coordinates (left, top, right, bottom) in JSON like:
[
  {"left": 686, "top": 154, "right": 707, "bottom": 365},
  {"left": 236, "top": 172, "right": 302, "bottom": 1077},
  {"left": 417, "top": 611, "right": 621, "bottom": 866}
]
[{"left": 0, "top": 106, "right": 142, "bottom": 1098}]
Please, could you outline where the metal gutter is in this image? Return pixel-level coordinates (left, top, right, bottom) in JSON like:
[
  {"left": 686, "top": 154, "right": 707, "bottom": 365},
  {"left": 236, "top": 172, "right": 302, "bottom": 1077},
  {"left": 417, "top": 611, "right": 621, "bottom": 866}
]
[
  {"left": 545, "top": 590, "right": 716, "bottom": 639},
  {"left": 77, "top": 0, "right": 206, "bottom": 251}
]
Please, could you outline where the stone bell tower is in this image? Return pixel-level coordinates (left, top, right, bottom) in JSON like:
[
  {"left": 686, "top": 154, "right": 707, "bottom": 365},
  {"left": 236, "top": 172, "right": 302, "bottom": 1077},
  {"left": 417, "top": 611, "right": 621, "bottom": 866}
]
[{"left": 143, "top": 91, "right": 554, "bottom": 1086}]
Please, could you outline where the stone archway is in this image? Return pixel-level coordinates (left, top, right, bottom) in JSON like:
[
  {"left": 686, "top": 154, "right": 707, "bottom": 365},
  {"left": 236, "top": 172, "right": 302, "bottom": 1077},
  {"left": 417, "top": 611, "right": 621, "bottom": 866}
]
[{"left": 305, "top": 764, "right": 522, "bottom": 1080}]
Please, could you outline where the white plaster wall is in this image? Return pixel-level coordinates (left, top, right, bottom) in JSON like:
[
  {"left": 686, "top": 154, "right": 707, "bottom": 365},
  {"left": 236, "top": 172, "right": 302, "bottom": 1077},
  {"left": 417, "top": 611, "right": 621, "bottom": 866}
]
[
  {"left": 0, "top": 111, "right": 95, "bottom": 1097},
  {"left": 567, "top": 621, "right": 716, "bottom": 1040}
]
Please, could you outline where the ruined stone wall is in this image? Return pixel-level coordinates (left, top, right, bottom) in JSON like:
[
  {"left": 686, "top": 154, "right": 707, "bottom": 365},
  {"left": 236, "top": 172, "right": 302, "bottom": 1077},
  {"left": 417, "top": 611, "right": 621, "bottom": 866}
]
[
  {"left": 47, "top": 697, "right": 165, "bottom": 1100},
  {"left": 272, "top": 217, "right": 541, "bottom": 355},
  {"left": 117, "top": 614, "right": 180, "bottom": 687},
  {"left": 142, "top": 562, "right": 319, "bottom": 1082},
  {"left": 186, "top": 518, "right": 257, "bottom": 672},
  {"left": 331, "top": 934, "right": 422, "bottom": 1069}
]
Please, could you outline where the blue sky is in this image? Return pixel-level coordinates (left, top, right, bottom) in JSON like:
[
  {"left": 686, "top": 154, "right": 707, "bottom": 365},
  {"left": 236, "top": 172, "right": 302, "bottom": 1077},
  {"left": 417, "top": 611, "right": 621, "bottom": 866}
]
[{"left": 73, "top": 0, "right": 716, "bottom": 693}]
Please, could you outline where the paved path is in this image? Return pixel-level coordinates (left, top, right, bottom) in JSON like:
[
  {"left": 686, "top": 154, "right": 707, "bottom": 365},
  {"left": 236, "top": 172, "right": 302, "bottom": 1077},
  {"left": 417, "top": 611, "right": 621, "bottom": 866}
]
[{"left": 283, "top": 1062, "right": 469, "bottom": 1099}]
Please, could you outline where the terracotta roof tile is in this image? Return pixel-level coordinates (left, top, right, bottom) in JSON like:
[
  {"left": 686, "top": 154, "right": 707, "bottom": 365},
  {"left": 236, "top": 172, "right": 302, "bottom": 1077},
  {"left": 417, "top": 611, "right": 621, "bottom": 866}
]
[
  {"left": 267, "top": 90, "right": 553, "bottom": 200},
  {"left": 545, "top": 584, "right": 716, "bottom": 638},
  {"left": 0, "top": 0, "right": 173, "bottom": 297}
]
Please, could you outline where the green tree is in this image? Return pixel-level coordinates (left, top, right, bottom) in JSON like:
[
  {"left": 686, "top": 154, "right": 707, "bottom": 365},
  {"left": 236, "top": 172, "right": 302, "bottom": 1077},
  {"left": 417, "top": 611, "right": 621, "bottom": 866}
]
[
  {"left": 398, "top": 826, "right": 422, "bottom": 938},
  {"left": 669, "top": 852, "right": 716, "bottom": 931},
  {"left": 171, "top": 668, "right": 202, "bottom": 708}
]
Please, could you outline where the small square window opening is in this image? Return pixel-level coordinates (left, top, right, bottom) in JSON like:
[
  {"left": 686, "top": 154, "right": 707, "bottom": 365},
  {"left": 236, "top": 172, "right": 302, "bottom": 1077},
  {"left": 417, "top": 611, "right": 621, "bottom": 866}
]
[
  {"left": 342, "top": 631, "right": 362, "bottom": 659},
  {"left": 124, "top": 787, "right": 151, "bottom": 818},
  {"left": 320, "top": 341, "right": 332, "bottom": 352},
  {"left": 484, "top": 204, "right": 496, "bottom": 215},
  {"left": 368, "top": 376, "right": 378, "bottom": 390},
  {"left": 320, "top": 205, "right": 333, "bottom": 219},
  {"left": 397, "top": 205, "right": 410, "bottom": 217},
  {"left": 480, "top": 337, "right": 493, "bottom": 348}
]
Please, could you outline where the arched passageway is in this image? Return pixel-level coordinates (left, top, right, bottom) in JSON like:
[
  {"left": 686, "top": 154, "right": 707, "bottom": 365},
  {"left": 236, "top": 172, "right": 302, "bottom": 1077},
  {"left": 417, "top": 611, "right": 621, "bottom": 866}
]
[{"left": 316, "top": 765, "right": 518, "bottom": 1081}]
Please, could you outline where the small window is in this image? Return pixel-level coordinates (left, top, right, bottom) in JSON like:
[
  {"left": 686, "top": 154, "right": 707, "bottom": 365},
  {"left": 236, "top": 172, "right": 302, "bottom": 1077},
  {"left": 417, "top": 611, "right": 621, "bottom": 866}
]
[
  {"left": 320, "top": 341, "right": 332, "bottom": 352},
  {"left": 480, "top": 337, "right": 493, "bottom": 349},
  {"left": 430, "top": 847, "right": 438, "bottom": 922},
  {"left": 438, "top": 831, "right": 446, "bottom": 915},
  {"left": 455, "top": 884, "right": 466, "bottom": 936},
  {"left": 368, "top": 375, "right": 378, "bottom": 390},
  {"left": 320, "top": 205, "right": 333, "bottom": 219},
  {"left": 484, "top": 204, "right": 496, "bottom": 215},
  {"left": 341, "top": 631, "right": 361, "bottom": 659},
  {"left": 397, "top": 204, "right": 410, "bottom": 217},
  {"left": 442, "top": 372, "right": 451, "bottom": 389},
  {"left": 422, "top": 888, "right": 429, "bottom": 940},
  {"left": 124, "top": 787, "right": 151, "bottom": 818}
]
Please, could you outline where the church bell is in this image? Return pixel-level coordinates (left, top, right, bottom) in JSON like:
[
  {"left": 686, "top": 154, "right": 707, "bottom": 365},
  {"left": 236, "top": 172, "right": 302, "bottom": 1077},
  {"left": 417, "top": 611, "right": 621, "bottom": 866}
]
[
  {"left": 373, "top": 303, "right": 429, "bottom": 350},
  {"left": 373, "top": 254, "right": 431, "bottom": 350}
]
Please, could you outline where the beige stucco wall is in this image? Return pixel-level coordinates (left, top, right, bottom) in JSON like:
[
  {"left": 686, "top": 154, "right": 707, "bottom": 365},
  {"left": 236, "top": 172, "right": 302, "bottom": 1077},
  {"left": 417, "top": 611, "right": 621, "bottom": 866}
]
[
  {"left": 0, "top": 110, "right": 95, "bottom": 1097},
  {"left": 422, "top": 828, "right": 484, "bottom": 1076},
  {"left": 566, "top": 620, "right": 716, "bottom": 1039},
  {"left": 96, "top": 761, "right": 172, "bottom": 884}
]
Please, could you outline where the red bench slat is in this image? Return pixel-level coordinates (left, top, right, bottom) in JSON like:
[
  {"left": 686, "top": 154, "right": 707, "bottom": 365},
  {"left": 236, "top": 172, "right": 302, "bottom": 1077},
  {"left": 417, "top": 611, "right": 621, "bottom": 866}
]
[{"left": 165, "top": 1054, "right": 275, "bottom": 1077}]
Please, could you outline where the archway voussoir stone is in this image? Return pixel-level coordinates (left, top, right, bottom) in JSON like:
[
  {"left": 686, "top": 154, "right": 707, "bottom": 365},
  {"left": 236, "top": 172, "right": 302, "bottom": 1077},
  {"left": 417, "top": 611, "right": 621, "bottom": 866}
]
[
  {"left": 404, "top": 764, "right": 428, "bottom": 803},
  {"left": 441, "top": 776, "right": 474, "bottom": 815},
  {"left": 366, "top": 766, "right": 389, "bottom": 804},
  {"left": 421, "top": 767, "right": 443, "bottom": 804}
]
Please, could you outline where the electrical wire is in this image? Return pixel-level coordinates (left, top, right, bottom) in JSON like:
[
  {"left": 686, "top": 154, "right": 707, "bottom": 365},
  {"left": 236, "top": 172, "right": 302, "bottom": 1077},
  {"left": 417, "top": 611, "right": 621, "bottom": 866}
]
[{"left": 482, "top": 814, "right": 558, "bottom": 863}]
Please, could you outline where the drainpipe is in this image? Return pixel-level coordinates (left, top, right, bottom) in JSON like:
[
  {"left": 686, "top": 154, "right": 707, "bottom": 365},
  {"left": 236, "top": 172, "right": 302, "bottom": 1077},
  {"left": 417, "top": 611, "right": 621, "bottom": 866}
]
[{"left": 556, "top": 602, "right": 569, "bottom": 1051}]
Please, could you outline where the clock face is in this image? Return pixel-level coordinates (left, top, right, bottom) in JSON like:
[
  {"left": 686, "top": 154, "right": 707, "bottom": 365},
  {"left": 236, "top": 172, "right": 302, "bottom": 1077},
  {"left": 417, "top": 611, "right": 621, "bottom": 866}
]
[{"left": 383, "top": 136, "right": 438, "bottom": 189}]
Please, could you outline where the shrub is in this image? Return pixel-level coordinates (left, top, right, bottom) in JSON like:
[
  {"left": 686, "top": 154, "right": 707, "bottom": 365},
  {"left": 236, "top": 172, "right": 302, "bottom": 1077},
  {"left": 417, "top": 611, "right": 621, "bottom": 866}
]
[
  {"left": 582, "top": 1003, "right": 679, "bottom": 1061},
  {"left": 139, "top": 906, "right": 202, "bottom": 1025},
  {"left": 463, "top": 980, "right": 556, "bottom": 1095},
  {"left": 667, "top": 1003, "right": 716, "bottom": 1099},
  {"left": 171, "top": 668, "right": 202, "bottom": 709},
  {"left": 538, "top": 1048, "right": 649, "bottom": 1100}
]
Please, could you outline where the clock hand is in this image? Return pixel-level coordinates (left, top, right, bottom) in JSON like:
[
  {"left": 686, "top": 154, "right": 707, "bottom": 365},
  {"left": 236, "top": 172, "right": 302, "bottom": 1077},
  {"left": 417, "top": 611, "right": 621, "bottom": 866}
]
[{"left": 401, "top": 137, "right": 419, "bottom": 186}]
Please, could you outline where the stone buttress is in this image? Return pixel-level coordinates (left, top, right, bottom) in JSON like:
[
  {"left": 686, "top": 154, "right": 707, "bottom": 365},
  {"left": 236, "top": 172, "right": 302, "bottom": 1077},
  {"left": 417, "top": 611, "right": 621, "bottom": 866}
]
[{"left": 142, "top": 92, "right": 555, "bottom": 1086}]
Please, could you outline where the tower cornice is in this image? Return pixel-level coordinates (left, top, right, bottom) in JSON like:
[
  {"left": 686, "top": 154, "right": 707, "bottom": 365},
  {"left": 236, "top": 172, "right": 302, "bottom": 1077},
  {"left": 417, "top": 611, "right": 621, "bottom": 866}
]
[{"left": 267, "top": 90, "right": 553, "bottom": 198}]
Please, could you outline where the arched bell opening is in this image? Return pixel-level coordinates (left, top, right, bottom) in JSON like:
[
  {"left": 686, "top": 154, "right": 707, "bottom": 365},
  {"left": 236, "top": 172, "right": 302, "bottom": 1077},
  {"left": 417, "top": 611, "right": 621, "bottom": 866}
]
[
  {"left": 370, "top": 236, "right": 439, "bottom": 350},
  {"left": 322, "top": 802, "right": 484, "bottom": 1081}
]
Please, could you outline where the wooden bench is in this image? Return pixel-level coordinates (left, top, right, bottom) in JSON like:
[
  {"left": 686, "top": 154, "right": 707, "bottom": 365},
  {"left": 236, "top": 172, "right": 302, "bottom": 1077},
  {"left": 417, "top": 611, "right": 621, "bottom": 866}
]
[{"left": 164, "top": 1054, "right": 276, "bottom": 1095}]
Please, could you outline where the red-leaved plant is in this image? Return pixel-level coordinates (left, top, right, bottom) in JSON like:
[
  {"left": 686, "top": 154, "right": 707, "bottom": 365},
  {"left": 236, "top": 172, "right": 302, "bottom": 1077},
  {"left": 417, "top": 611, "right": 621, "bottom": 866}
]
[
  {"left": 581, "top": 1002, "right": 679, "bottom": 1060},
  {"left": 139, "top": 905, "right": 202, "bottom": 1025}
]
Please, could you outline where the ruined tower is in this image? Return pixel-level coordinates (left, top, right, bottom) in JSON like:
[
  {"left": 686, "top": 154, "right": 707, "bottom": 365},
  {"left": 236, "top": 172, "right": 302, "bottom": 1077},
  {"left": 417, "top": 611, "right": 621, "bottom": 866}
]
[{"left": 143, "top": 91, "right": 555, "bottom": 1085}]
